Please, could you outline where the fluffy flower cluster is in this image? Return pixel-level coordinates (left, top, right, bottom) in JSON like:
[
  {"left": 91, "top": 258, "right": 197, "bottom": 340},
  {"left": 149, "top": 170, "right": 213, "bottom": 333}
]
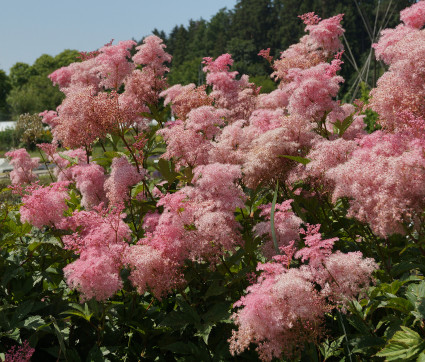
[
  {"left": 230, "top": 225, "right": 377, "bottom": 361},
  {"left": 45, "top": 36, "right": 172, "bottom": 147},
  {"left": 203, "top": 54, "right": 259, "bottom": 121},
  {"left": 124, "top": 163, "right": 245, "bottom": 296},
  {"left": 119, "top": 35, "right": 171, "bottom": 128},
  {"left": 326, "top": 132, "right": 425, "bottom": 237},
  {"left": 272, "top": 12, "right": 344, "bottom": 84},
  {"left": 72, "top": 163, "right": 107, "bottom": 209},
  {"left": 104, "top": 156, "right": 145, "bottom": 205},
  {"left": 370, "top": 1, "right": 425, "bottom": 130},
  {"left": 5, "top": 148, "right": 39, "bottom": 185},
  {"left": 61, "top": 206, "right": 131, "bottom": 301},
  {"left": 20, "top": 182, "right": 70, "bottom": 229}
]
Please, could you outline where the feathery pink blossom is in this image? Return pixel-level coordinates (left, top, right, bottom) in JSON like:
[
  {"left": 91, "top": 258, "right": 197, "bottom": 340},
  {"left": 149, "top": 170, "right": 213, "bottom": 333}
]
[
  {"left": 5, "top": 148, "right": 39, "bottom": 185},
  {"left": 20, "top": 182, "right": 70, "bottom": 228},
  {"left": 124, "top": 244, "right": 182, "bottom": 299},
  {"left": 39, "top": 110, "right": 59, "bottom": 128},
  {"left": 400, "top": 0, "right": 425, "bottom": 29},
  {"left": 104, "top": 157, "right": 145, "bottom": 205},
  {"left": 326, "top": 131, "right": 425, "bottom": 236},
  {"left": 132, "top": 35, "right": 172, "bottom": 75},
  {"left": 72, "top": 163, "right": 107, "bottom": 209},
  {"left": 63, "top": 244, "right": 126, "bottom": 302},
  {"left": 229, "top": 267, "right": 327, "bottom": 361},
  {"left": 96, "top": 40, "right": 136, "bottom": 89}
]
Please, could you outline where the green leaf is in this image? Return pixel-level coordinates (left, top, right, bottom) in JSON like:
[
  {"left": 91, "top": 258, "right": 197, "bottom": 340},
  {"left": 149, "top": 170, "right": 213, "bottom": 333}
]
[
  {"left": 160, "top": 311, "right": 189, "bottom": 329},
  {"left": 417, "top": 351, "right": 425, "bottom": 362},
  {"left": 204, "top": 281, "right": 227, "bottom": 299},
  {"left": 333, "top": 114, "right": 354, "bottom": 137},
  {"left": 50, "top": 316, "right": 69, "bottom": 361},
  {"left": 406, "top": 281, "right": 425, "bottom": 322},
  {"left": 376, "top": 326, "right": 425, "bottom": 361},
  {"left": 195, "top": 324, "right": 212, "bottom": 344},
  {"left": 19, "top": 315, "right": 45, "bottom": 330},
  {"left": 86, "top": 345, "right": 104, "bottom": 362},
  {"left": 319, "top": 336, "right": 344, "bottom": 360},
  {"left": 157, "top": 158, "right": 178, "bottom": 184},
  {"left": 378, "top": 297, "right": 414, "bottom": 314},
  {"left": 278, "top": 155, "right": 311, "bottom": 165},
  {"left": 202, "top": 302, "right": 230, "bottom": 323},
  {"left": 58, "top": 152, "right": 79, "bottom": 165}
]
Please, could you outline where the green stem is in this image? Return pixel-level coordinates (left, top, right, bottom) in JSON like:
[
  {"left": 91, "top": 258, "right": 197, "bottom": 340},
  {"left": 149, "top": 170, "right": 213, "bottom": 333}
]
[{"left": 270, "top": 180, "right": 279, "bottom": 254}]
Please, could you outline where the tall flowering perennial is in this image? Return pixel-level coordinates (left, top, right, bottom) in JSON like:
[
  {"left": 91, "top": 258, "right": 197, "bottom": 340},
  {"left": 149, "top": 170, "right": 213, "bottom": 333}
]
[{"left": 15, "top": 3, "right": 425, "bottom": 359}]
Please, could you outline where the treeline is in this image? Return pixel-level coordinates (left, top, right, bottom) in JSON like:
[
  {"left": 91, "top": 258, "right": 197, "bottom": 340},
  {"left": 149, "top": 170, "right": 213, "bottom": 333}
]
[
  {"left": 0, "top": 0, "right": 415, "bottom": 122},
  {"left": 0, "top": 50, "right": 80, "bottom": 122},
  {"left": 152, "top": 0, "right": 415, "bottom": 97}
]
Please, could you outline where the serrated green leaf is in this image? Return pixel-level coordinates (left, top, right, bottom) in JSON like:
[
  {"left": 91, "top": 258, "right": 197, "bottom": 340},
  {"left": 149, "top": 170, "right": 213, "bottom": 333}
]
[
  {"left": 378, "top": 297, "right": 414, "bottom": 314},
  {"left": 406, "top": 281, "right": 425, "bottom": 322},
  {"left": 319, "top": 336, "right": 344, "bottom": 360},
  {"left": 376, "top": 326, "right": 425, "bottom": 361}
]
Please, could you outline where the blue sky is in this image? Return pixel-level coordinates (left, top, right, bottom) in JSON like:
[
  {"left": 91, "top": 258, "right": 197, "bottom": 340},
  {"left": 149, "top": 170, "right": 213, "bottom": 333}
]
[{"left": 1, "top": 0, "right": 237, "bottom": 73}]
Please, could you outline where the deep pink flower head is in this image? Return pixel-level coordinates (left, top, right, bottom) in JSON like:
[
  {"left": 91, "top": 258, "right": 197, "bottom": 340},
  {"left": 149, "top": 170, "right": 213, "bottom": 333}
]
[
  {"left": 371, "top": 28, "right": 425, "bottom": 129},
  {"left": 243, "top": 115, "right": 318, "bottom": 188},
  {"left": 400, "top": 0, "right": 425, "bottom": 29},
  {"left": 104, "top": 157, "right": 145, "bottom": 205},
  {"left": 249, "top": 108, "right": 285, "bottom": 133},
  {"left": 5, "top": 340, "right": 34, "bottom": 362},
  {"left": 373, "top": 24, "right": 414, "bottom": 64},
  {"left": 284, "top": 61, "right": 344, "bottom": 120},
  {"left": 96, "top": 40, "right": 136, "bottom": 89},
  {"left": 53, "top": 86, "right": 122, "bottom": 148},
  {"left": 5, "top": 148, "right": 39, "bottom": 185},
  {"left": 119, "top": 67, "right": 166, "bottom": 126},
  {"left": 184, "top": 106, "right": 227, "bottom": 139},
  {"left": 159, "top": 120, "right": 212, "bottom": 168},
  {"left": 132, "top": 35, "right": 172, "bottom": 75},
  {"left": 160, "top": 84, "right": 212, "bottom": 120},
  {"left": 203, "top": 53, "right": 233, "bottom": 73},
  {"left": 209, "top": 119, "right": 258, "bottom": 165},
  {"left": 203, "top": 54, "right": 259, "bottom": 121},
  {"left": 20, "top": 182, "right": 70, "bottom": 229},
  {"left": 317, "top": 251, "right": 378, "bottom": 309}
]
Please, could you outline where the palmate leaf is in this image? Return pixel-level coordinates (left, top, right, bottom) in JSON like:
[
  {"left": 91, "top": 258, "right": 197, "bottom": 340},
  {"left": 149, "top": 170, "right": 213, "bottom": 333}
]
[{"left": 376, "top": 326, "right": 425, "bottom": 361}]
